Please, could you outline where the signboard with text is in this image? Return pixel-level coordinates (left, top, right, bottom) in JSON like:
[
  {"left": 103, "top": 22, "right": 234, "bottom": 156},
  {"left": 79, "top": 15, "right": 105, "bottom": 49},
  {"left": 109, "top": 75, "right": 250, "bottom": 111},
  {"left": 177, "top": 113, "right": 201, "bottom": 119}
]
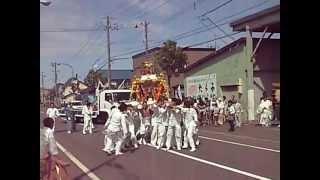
[{"left": 186, "top": 74, "right": 217, "bottom": 98}]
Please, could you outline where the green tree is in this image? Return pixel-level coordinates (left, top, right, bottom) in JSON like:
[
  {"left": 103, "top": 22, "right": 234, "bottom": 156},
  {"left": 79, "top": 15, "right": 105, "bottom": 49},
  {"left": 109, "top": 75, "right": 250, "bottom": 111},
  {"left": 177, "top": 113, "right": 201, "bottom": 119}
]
[
  {"left": 84, "top": 69, "right": 100, "bottom": 89},
  {"left": 154, "top": 40, "right": 187, "bottom": 96}
]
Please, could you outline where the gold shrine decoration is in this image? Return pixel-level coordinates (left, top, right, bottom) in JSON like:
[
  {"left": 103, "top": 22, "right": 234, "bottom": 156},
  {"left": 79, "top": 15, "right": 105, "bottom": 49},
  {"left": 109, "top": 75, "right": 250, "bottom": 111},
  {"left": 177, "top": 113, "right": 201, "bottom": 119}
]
[{"left": 130, "top": 61, "right": 169, "bottom": 103}]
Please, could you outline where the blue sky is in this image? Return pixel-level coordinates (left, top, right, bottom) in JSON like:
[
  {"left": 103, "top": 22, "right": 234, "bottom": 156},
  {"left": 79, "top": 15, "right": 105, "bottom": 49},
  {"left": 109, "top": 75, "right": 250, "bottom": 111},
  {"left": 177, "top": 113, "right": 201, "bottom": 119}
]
[{"left": 40, "top": 0, "right": 280, "bottom": 88}]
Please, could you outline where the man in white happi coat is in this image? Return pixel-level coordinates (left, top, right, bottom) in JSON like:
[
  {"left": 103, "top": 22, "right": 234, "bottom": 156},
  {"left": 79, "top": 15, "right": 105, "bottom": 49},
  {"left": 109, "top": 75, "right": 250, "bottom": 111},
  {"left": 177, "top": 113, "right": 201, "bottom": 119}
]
[
  {"left": 124, "top": 101, "right": 139, "bottom": 149},
  {"left": 46, "top": 103, "right": 59, "bottom": 131},
  {"left": 102, "top": 103, "right": 128, "bottom": 155},
  {"left": 165, "top": 99, "right": 183, "bottom": 151},
  {"left": 150, "top": 99, "right": 168, "bottom": 149},
  {"left": 82, "top": 102, "right": 93, "bottom": 135},
  {"left": 181, "top": 99, "right": 199, "bottom": 152}
]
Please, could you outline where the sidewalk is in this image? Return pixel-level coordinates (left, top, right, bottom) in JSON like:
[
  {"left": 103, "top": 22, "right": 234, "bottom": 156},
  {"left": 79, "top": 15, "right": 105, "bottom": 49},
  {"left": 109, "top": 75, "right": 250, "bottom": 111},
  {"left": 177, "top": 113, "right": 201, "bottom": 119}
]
[{"left": 200, "top": 121, "right": 280, "bottom": 142}]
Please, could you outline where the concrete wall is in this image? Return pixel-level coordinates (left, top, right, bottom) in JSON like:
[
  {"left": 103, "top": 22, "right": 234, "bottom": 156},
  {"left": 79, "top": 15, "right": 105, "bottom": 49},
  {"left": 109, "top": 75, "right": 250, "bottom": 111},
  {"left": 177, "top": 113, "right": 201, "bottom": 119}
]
[{"left": 185, "top": 44, "right": 249, "bottom": 120}]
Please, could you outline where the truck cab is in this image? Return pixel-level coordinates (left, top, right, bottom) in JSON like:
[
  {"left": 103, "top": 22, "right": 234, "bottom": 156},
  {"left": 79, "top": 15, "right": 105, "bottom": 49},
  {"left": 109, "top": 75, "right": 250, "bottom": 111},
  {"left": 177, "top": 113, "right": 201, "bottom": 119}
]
[{"left": 96, "top": 89, "right": 131, "bottom": 124}]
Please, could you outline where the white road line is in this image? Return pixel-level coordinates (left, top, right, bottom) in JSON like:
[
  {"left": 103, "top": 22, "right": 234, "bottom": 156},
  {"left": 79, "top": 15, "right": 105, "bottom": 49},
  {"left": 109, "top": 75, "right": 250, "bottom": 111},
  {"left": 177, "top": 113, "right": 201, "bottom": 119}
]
[
  {"left": 200, "top": 130, "right": 280, "bottom": 144},
  {"left": 199, "top": 136, "right": 280, "bottom": 153},
  {"left": 56, "top": 142, "right": 101, "bottom": 180},
  {"left": 146, "top": 144, "right": 272, "bottom": 180}
]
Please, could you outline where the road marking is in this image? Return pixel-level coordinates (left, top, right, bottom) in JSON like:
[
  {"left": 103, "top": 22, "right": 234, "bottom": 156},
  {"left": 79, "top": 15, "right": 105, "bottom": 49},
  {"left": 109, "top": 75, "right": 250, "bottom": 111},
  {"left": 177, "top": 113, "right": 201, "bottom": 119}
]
[
  {"left": 56, "top": 142, "right": 101, "bottom": 180},
  {"left": 199, "top": 136, "right": 280, "bottom": 153},
  {"left": 200, "top": 129, "right": 280, "bottom": 144},
  {"left": 146, "top": 144, "right": 272, "bottom": 180}
]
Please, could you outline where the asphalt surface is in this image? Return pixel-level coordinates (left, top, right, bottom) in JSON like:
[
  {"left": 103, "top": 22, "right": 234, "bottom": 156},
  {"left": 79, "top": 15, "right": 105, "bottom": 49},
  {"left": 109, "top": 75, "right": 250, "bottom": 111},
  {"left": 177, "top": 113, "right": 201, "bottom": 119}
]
[{"left": 40, "top": 108, "right": 280, "bottom": 180}]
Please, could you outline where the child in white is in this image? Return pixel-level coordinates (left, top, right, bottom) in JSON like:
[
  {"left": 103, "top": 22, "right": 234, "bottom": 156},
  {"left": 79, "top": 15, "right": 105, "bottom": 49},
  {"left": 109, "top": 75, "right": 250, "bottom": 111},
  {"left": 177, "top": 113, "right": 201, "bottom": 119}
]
[{"left": 165, "top": 101, "right": 183, "bottom": 151}]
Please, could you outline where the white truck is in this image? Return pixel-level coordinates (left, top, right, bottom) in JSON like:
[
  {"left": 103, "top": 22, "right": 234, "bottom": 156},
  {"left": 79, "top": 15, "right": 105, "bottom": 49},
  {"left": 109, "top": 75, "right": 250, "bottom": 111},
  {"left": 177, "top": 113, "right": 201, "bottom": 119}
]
[{"left": 95, "top": 89, "right": 131, "bottom": 124}]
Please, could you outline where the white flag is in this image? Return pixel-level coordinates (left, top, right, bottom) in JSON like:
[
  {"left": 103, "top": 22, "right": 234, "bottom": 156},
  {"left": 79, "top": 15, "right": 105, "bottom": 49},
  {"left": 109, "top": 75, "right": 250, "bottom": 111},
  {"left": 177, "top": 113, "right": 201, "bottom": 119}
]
[{"left": 177, "top": 85, "right": 182, "bottom": 100}]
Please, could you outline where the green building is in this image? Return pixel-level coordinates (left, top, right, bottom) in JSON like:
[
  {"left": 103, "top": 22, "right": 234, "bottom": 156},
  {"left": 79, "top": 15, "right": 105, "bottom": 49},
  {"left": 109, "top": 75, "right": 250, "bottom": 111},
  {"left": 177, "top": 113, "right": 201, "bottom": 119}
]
[{"left": 184, "top": 5, "right": 280, "bottom": 122}]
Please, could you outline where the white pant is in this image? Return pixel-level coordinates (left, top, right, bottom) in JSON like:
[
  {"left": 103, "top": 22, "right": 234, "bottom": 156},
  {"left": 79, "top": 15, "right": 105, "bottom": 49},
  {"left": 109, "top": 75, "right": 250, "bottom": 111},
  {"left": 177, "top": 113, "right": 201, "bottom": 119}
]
[
  {"left": 83, "top": 118, "right": 92, "bottom": 134},
  {"left": 128, "top": 124, "right": 137, "bottom": 146},
  {"left": 235, "top": 112, "right": 241, "bottom": 127},
  {"left": 104, "top": 131, "right": 123, "bottom": 153},
  {"left": 166, "top": 125, "right": 182, "bottom": 149},
  {"left": 151, "top": 123, "right": 166, "bottom": 147},
  {"left": 183, "top": 123, "right": 198, "bottom": 149}
]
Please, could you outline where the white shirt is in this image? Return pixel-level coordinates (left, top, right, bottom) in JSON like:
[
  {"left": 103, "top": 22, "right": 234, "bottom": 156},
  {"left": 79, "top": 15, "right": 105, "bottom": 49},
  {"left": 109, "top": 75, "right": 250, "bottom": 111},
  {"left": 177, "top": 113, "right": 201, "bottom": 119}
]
[
  {"left": 151, "top": 104, "right": 167, "bottom": 124},
  {"left": 40, "top": 127, "right": 58, "bottom": 159},
  {"left": 181, "top": 107, "right": 198, "bottom": 125},
  {"left": 105, "top": 109, "right": 128, "bottom": 134},
  {"left": 46, "top": 108, "right": 59, "bottom": 119},
  {"left": 168, "top": 108, "right": 182, "bottom": 127},
  {"left": 217, "top": 101, "right": 225, "bottom": 113},
  {"left": 82, "top": 106, "right": 93, "bottom": 120},
  {"left": 234, "top": 102, "right": 243, "bottom": 113},
  {"left": 227, "top": 105, "right": 236, "bottom": 115}
]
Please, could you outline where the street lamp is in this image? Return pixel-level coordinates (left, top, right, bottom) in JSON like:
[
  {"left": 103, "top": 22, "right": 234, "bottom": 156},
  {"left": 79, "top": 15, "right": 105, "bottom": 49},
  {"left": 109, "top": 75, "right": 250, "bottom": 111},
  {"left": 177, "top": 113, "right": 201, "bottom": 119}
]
[
  {"left": 57, "top": 63, "right": 74, "bottom": 78},
  {"left": 40, "top": 0, "right": 52, "bottom": 6}
]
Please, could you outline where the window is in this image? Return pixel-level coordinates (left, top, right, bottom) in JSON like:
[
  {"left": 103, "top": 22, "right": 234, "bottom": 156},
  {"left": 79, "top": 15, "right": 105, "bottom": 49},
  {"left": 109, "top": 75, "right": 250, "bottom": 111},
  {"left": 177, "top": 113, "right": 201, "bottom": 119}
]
[
  {"left": 113, "top": 92, "right": 130, "bottom": 102},
  {"left": 105, "top": 93, "right": 112, "bottom": 102}
]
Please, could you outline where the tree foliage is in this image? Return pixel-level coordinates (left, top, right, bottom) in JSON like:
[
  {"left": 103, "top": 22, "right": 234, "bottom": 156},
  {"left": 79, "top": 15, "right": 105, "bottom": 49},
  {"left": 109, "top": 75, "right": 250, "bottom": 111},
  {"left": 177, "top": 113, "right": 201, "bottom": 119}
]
[
  {"left": 154, "top": 40, "right": 187, "bottom": 95},
  {"left": 84, "top": 69, "right": 100, "bottom": 89}
]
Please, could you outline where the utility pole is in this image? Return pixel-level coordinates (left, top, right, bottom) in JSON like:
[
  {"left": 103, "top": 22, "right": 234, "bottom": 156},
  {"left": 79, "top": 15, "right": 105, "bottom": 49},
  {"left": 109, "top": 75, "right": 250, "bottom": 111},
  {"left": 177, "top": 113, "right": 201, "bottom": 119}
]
[
  {"left": 41, "top": 72, "right": 46, "bottom": 103},
  {"left": 51, "top": 62, "right": 58, "bottom": 104},
  {"left": 106, "top": 16, "right": 111, "bottom": 89},
  {"left": 144, "top": 20, "right": 149, "bottom": 52}
]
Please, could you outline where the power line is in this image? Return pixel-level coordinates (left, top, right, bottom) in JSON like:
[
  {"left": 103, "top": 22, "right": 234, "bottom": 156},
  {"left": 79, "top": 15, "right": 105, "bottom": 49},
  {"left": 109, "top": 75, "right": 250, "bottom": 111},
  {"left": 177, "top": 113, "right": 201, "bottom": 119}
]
[
  {"left": 93, "top": 1, "right": 275, "bottom": 65},
  {"left": 200, "top": 0, "right": 233, "bottom": 17}
]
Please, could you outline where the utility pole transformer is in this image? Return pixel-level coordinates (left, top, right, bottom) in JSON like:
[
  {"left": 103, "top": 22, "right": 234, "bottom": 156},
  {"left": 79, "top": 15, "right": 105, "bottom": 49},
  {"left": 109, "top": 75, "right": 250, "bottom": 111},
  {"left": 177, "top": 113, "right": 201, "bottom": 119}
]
[{"left": 106, "top": 16, "right": 111, "bottom": 89}]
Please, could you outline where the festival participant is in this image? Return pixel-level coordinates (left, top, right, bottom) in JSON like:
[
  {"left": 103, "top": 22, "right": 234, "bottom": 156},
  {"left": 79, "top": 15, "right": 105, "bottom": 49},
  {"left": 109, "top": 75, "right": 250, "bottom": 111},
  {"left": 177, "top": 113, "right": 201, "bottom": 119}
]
[
  {"left": 165, "top": 98, "right": 183, "bottom": 151},
  {"left": 156, "top": 98, "right": 168, "bottom": 149},
  {"left": 65, "top": 103, "right": 75, "bottom": 134},
  {"left": 226, "top": 100, "right": 236, "bottom": 132},
  {"left": 102, "top": 102, "right": 128, "bottom": 155},
  {"left": 82, "top": 102, "right": 93, "bottom": 135},
  {"left": 40, "top": 117, "right": 70, "bottom": 180},
  {"left": 125, "top": 102, "right": 139, "bottom": 149},
  {"left": 234, "top": 99, "right": 243, "bottom": 128},
  {"left": 102, "top": 104, "right": 118, "bottom": 152},
  {"left": 212, "top": 102, "right": 220, "bottom": 127},
  {"left": 137, "top": 103, "right": 150, "bottom": 145},
  {"left": 217, "top": 97, "right": 225, "bottom": 126},
  {"left": 181, "top": 98, "right": 199, "bottom": 152},
  {"left": 46, "top": 103, "right": 59, "bottom": 132}
]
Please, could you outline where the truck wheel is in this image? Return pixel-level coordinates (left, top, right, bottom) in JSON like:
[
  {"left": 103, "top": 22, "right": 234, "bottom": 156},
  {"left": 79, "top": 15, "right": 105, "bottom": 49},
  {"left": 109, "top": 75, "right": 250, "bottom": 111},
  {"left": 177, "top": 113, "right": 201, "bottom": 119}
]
[{"left": 97, "top": 112, "right": 108, "bottom": 124}]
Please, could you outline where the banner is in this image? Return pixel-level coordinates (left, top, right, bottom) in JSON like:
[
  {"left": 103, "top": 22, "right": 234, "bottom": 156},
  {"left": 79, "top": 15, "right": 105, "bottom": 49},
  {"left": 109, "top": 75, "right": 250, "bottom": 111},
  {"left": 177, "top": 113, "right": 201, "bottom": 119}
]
[{"left": 186, "top": 74, "right": 217, "bottom": 99}]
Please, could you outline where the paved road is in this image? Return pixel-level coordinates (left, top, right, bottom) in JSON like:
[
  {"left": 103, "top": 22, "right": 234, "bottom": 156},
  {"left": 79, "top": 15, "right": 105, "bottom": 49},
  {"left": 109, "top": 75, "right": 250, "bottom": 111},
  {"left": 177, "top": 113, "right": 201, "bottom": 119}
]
[{"left": 40, "top": 110, "right": 280, "bottom": 180}]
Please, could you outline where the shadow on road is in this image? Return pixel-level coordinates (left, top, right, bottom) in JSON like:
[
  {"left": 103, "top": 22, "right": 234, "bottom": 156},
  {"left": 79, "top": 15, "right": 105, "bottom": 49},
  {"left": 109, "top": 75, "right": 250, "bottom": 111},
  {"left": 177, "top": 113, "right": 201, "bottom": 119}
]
[{"left": 73, "top": 155, "right": 140, "bottom": 180}]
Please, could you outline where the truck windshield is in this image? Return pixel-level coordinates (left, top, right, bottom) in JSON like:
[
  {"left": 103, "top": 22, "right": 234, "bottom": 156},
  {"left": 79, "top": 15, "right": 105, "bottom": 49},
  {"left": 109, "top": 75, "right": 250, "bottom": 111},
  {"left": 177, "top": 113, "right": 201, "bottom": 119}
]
[
  {"left": 113, "top": 92, "right": 130, "bottom": 102},
  {"left": 72, "top": 102, "right": 82, "bottom": 106}
]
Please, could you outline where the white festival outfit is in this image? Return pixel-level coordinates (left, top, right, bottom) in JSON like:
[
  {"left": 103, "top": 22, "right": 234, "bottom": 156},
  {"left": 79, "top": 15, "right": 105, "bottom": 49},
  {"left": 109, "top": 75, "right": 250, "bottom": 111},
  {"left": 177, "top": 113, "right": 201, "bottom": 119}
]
[
  {"left": 125, "top": 108, "right": 139, "bottom": 148},
  {"left": 82, "top": 105, "right": 93, "bottom": 134},
  {"left": 258, "top": 100, "right": 273, "bottom": 127},
  {"left": 150, "top": 103, "right": 167, "bottom": 148},
  {"left": 165, "top": 106, "right": 182, "bottom": 150},
  {"left": 181, "top": 107, "right": 199, "bottom": 152},
  {"left": 103, "top": 108, "right": 128, "bottom": 155},
  {"left": 46, "top": 107, "right": 59, "bottom": 131},
  {"left": 234, "top": 102, "right": 243, "bottom": 127}
]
